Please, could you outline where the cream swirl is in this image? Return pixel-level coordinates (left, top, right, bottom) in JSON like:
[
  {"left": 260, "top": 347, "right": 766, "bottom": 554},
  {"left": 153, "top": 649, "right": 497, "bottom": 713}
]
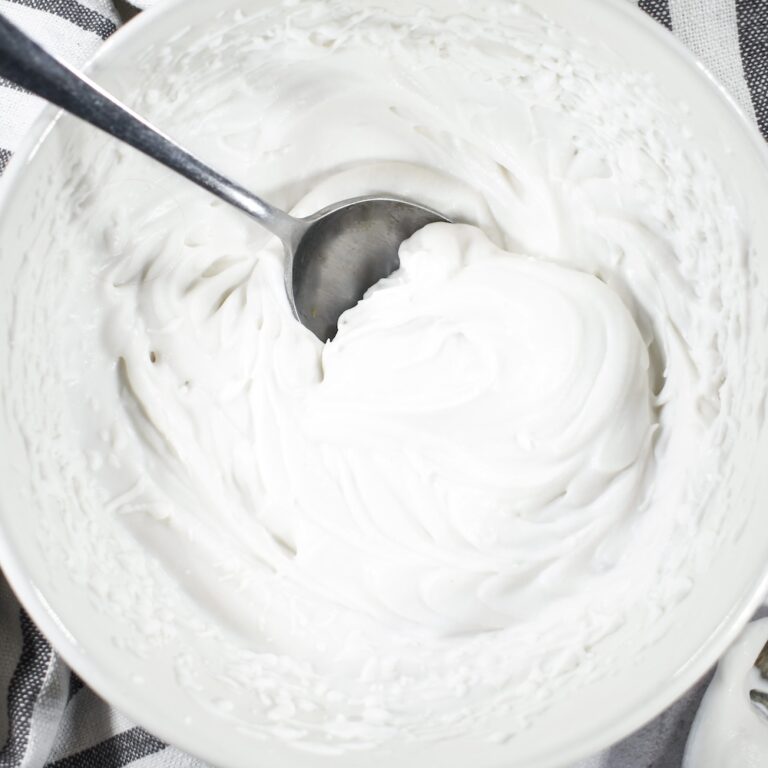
[{"left": 294, "top": 222, "right": 654, "bottom": 633}]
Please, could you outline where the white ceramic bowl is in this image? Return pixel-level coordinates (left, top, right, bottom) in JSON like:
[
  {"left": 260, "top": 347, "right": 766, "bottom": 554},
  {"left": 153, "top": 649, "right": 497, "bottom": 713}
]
[{"left": 1, "top": 1, "right": 768, "bottom": 766}]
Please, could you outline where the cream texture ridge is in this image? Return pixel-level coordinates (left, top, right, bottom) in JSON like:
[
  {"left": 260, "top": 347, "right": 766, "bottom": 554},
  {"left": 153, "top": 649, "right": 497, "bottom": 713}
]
[{"left": 4, "top": 0, "right": 753, "bottom": 752}]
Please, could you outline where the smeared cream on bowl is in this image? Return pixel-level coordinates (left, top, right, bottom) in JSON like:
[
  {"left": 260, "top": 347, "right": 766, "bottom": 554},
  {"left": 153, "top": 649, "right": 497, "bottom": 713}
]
[
  {"left": 5, "top": 0, "right": 754, "bottom": 752},
  {"left": 684, "top": 619, "right": 768, "bottom": 768}
]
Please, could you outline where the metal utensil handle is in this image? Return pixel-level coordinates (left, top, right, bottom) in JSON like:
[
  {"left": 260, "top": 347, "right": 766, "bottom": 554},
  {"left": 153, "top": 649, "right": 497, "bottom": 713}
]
[{"left": 0, "top": 13, "right": 296, "bottom": 241}]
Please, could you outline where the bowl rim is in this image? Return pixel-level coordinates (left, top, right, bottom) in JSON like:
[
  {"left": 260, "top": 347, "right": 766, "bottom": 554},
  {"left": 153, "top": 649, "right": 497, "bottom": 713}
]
[{"left": 1, "top": 0, "right": 768, "bottom": 766}]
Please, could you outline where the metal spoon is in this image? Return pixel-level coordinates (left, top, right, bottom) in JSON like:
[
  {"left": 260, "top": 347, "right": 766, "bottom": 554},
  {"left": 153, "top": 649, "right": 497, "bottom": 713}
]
[{"left": 0, "top": 14, "right": 449, "bottom": 341}]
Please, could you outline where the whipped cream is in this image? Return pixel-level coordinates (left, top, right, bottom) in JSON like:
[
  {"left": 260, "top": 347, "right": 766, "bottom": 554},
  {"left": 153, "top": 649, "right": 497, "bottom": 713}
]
[
  {"left": 4, "top": 0, "right": 753, "bottom": 752},
  {"left": 684, "top": 618, "right": 768, "bottom": 768}
]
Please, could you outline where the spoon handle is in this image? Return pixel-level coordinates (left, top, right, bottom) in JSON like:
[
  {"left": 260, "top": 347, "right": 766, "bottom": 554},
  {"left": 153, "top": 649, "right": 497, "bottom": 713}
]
[{"left": 0, "top": 13, "right": 297, "bottom": 242}]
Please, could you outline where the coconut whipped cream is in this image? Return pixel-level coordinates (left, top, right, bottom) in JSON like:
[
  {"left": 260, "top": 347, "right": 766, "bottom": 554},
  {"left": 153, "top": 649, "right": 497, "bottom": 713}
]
[{"left": 5, "top": 0, "right": 753, "bottom": 752}]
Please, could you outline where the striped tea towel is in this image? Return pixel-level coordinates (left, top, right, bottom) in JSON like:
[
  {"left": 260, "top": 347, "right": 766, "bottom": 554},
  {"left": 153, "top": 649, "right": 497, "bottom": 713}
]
[{"left": 0, "top": 1, "right": 767, "bottom": 767}]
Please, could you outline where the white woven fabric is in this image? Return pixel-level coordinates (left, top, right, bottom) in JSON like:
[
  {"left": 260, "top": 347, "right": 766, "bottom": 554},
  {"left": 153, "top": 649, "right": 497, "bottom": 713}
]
[
  {"left": 669, "top": 0, "right": 757, "bottom": 119},
  {"left": 0, "top": 1, "right": 766, "bottom": 766}
]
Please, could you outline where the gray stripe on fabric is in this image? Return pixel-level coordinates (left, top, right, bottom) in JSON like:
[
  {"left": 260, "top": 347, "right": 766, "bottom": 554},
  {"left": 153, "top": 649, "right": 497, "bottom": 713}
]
[
  {"left": 736, "top": 0, "right": 768, "bottom": 138},
  {"left": 0, "top": 612, "right": 55, "bottom": 768},
  {"left": 639, "top": 0, "right": 673, "bottom": 30},
  {"left": 46, "top": 727, "right": 166, "bottom": 768},
  {"left": 66, "top": 673, "right": 84, "bottom": 704},
  {"left": 668, "top": 0, "right": 757, "bottom": 120},
  {"left": 47, "top": 683, "right": 137, "bottom": 763},
  {"left": 0, "top": 576, "right": 23, "bottom": 758},
  {"left": 113, "top": 0, "right": 139, "bottom": 22},
  {"left": 0, "top": 149, "right": 11, "bottom": 174},
  {"left": 4, "top": 0, "right": 117, "bottom": 39}
]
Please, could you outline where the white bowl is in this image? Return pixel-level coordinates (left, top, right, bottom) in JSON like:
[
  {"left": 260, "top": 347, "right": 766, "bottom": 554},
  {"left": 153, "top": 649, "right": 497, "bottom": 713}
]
[{"left": 1, "top": 1, "right": 768, "bottom": 766}]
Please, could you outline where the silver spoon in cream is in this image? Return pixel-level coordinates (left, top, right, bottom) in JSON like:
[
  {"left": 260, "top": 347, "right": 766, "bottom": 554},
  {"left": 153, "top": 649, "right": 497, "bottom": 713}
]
[{"left": 0, "top": 14, "right": 448, "bottom": 341}]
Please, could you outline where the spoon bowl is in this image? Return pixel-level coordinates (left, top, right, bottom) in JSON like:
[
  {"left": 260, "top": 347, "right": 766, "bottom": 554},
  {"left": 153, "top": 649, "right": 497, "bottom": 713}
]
[{"left": 290, "top": 196, "right": 449, "bottom": 340}]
